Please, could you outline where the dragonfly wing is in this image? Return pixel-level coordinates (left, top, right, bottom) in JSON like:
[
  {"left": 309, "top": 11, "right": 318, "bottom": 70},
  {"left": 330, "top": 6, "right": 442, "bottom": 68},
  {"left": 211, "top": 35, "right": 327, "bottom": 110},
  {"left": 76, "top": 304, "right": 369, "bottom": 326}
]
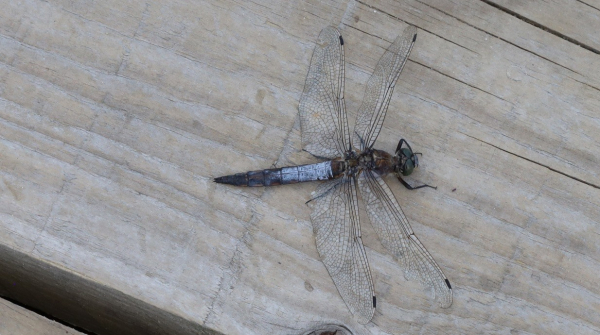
[
  {"left": 357, "top": 170, "right": 452, "bottom": 308},
  {"left": 353, "top": 25, "right": 417, "bottom": 151},
  {"left": 299, "top": 26, "right": 351, "bottom": 159},
  {"left": 309, "top": 176, "right": 375, "bottom": 324}
]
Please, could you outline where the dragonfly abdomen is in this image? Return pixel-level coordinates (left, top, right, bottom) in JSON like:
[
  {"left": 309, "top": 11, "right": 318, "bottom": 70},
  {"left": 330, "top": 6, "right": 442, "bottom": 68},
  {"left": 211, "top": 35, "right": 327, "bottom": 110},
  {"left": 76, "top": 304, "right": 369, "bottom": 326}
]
[{"left": 214, "top": 161, "right": 343, "bottom": 187}]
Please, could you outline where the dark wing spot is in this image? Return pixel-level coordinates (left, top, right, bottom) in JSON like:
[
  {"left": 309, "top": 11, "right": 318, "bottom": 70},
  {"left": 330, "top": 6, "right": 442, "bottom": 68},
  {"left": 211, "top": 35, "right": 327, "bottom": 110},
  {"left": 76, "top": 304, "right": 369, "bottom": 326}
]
[
  {"left": 339, "top": 35, "right": 344, "bottom": 45},
  {"left": 412, "top": 33, "right": 417, "bottom": 42},
  {"left": 373, "top": 296, "right": 377, "bottom": 308},
  {"left": 445, "top": 279, "right": 452, "bottom": 290}
]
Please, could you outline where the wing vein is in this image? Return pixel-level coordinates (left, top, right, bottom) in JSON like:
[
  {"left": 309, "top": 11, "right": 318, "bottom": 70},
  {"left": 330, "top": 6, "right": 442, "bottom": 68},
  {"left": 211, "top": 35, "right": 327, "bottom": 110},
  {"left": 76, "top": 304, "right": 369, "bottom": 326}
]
[
  {"left": 357, "top": 171, "right": 452, "bottom": 308},
  {"left": 353, "top": 25, "right": 417, "bottom": 151}
]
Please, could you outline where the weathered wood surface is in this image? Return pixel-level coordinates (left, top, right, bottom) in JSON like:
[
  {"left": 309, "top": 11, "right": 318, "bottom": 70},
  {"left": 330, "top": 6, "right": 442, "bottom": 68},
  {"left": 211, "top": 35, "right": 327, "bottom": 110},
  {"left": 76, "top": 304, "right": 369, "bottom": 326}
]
[
  {"left": 0, "top": 298, "right": 83, "bottom": 335},
  {"left": 0, "top": 0, "right": 599, "bottom": 334}
]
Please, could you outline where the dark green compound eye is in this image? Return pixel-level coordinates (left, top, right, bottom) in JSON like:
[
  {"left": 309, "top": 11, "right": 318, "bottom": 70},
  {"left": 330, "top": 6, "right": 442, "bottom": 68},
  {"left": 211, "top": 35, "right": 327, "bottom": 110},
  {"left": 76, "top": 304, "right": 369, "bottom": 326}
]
[
  {"left": 400, "top": 148, "right": 415, "bottom": 176},
  {"left": 402, "top": 158, "right": 414, "bottom": 176}
]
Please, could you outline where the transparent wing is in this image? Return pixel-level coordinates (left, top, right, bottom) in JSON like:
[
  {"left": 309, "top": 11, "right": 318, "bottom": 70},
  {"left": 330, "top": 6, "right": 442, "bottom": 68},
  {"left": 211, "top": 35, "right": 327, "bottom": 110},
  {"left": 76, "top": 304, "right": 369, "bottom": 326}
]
[
  {"left": 309, "top": 176, "right": 375, "bottom": 324},
  {"left": 357, "top": 170, "right": 452, "bottom": 308},
  {"left": 299, "top": 26, "right": 351, "bottom": 159},
  {"left": 353, "top": 25, "right": 417, "bottom": 151}
]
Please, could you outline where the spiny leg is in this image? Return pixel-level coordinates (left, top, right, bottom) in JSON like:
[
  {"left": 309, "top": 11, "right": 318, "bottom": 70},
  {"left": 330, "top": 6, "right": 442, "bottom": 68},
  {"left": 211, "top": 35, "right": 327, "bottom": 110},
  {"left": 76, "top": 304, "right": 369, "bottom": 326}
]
[{"left": 397, "top": 175, "right": 437, "bottom": 190}]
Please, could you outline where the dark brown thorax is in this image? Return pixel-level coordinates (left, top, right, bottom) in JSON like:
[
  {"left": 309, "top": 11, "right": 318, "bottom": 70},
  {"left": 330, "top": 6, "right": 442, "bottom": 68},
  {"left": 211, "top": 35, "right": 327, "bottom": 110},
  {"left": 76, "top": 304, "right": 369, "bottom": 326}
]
[
  {"left": 370, "top": 149, "right": 396, "bottom": 175},
  {"left": 320, "top": 148, "right": 399, "bottom": 181},
  {"left": 355, "top": 149, "right": 396, "bottom": 176}
]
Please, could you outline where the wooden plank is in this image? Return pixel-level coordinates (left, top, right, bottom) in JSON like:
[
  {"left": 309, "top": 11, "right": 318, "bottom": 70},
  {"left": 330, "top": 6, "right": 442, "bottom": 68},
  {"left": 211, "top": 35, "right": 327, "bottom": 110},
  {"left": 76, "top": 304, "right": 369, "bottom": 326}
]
[
  {"left": 0, "top": 298, "right": 84, "bottom": 335},
  {"left": 0, "top": 244, "right": 222, "bottom": 335},
  {"left": 0, "top": 0, "right": 598, "bottom": 334}
]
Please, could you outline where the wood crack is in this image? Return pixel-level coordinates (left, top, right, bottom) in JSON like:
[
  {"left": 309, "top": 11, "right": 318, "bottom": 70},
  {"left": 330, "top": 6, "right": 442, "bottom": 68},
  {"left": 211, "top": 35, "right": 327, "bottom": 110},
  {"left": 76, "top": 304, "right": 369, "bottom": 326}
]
[
  {"left": 577, "top": 0, "right": 600, "bottom": 12},
  {"left": 480, "top": 0, "right": 600, "bottom": 55},
  {"left": 354, "top": 0, "right": 480, "bottom": 55},
  {"left": 570, "top": 76, "right": 600, "bottom": 94},
  {"left": 411, "top": 59, "right": 510, "bottom": 104},
  {"left": 415, "top": 0, "right": 584, "bottom": 76},
  {"left": 460, "top": 131, "right": 600, "bottom": 189}
]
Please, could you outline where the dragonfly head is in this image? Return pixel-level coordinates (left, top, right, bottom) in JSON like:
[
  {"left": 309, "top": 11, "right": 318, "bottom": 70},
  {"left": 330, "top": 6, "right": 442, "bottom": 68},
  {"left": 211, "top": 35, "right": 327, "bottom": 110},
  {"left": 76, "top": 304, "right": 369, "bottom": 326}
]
[{"left": 395, "top": 139, "right": 419, "bottom": 176}]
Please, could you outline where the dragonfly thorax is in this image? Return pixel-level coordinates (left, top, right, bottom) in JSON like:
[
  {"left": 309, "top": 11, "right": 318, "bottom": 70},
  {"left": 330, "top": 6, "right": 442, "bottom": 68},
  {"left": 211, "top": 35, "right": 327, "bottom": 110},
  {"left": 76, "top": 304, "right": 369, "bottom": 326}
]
[{"left": 356, "top": 149, "right": 395, "bottom": 176}]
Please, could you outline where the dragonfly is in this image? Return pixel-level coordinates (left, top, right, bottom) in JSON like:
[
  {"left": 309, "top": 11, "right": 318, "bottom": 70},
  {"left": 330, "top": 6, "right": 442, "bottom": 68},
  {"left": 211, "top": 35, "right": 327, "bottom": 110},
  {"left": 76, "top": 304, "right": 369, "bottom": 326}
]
[{"left": 215, "top": 25, "right": 452, "bottom": 324}]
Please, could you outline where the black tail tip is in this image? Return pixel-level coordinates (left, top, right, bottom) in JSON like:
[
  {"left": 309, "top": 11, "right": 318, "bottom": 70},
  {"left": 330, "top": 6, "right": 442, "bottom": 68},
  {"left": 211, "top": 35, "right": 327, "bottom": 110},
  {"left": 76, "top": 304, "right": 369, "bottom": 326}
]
[{"left": 214, "top": 174, "right": 246, "bottom": 185}]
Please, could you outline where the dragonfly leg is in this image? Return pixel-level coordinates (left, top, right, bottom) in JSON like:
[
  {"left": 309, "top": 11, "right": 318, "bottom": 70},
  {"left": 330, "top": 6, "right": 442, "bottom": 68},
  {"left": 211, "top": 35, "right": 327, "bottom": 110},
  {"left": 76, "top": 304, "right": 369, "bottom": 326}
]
[
  {"left": 395, "top": 138, "right": 407, "bottom": 153},
  {"left": 305, "top": 186, "right": 330, "bottom": 204},
  {"left": 397, "top": 175, "right": 437, "bottom": 190}
]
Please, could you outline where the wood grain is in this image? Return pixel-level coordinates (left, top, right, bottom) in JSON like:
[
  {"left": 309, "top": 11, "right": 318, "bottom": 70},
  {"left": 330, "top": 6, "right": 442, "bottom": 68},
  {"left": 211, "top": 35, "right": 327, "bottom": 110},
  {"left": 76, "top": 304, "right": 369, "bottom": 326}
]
[{"left": 0, "top": 0, "right": 598, "bottom": 334}]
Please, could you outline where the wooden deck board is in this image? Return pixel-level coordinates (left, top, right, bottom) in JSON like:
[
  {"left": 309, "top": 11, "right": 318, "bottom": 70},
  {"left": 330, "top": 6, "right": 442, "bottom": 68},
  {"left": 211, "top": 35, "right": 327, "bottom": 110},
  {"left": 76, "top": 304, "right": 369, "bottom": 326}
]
[
  {"left": 0, "top": 298, "right": 84, "bottom": 335},
  {"left": 0, "top": 0, "right": 598, "bottom": 334}
]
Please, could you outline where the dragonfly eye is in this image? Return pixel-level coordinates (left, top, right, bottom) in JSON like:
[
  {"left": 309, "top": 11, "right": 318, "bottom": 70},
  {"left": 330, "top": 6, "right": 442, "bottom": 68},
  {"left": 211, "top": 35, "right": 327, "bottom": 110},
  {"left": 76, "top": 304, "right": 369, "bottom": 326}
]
[
  {"left": 412, "top": 153, "right": 419, "bottom": 167},
  {"left": 402, "top": 159, "right": 414, "bottom": 176},
  {"left": 398, "top": 148, "right": 415, "bottom": 176}
]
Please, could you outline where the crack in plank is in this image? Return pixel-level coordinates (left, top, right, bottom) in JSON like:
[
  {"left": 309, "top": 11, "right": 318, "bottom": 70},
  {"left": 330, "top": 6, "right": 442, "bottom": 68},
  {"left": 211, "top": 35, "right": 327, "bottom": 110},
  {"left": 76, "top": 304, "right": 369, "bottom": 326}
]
[
  {"left": 411, "top": 59, "right": 511, "bottom": 104},
  {"left": 480, "top": 0, "right": 600, "bottom": 55},
  {"left": 570, "top": 76, "right": 600, "bottom": 94},
  {"left": 460, "top": 131, "right": 600, "bottom": 189},
  {"left": 577, "top": 0, "right": 600, "bottom": 12},
  {"left": 414, "top": 0, "right": 584, "bottom": 77},
  {"left": 354, "top": 0, "right": 480, "bottom": 55}
]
